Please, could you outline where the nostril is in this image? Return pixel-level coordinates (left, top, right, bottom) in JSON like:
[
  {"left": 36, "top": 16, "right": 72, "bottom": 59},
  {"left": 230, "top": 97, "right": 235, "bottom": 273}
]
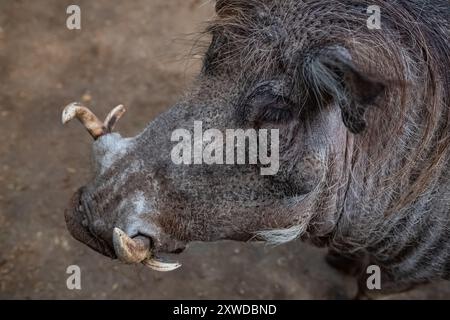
[{"left": 170, "top": 247, "right": 185, "bottom": 254}]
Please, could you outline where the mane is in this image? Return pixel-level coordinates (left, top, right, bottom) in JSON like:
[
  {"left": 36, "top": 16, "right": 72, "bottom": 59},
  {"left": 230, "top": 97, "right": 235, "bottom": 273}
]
[{"left": 341, "top": 0, "right": 450, "bottom": 215}]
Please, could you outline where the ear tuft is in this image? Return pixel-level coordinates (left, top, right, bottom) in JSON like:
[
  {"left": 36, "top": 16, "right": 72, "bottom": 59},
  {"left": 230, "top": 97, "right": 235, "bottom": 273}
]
[{"left": 304, "top": 46, "right": 387, "bottom": 134}]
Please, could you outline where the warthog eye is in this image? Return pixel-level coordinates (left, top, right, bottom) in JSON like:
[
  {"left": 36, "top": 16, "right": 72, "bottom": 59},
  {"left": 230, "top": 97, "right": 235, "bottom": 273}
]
[
  {"left": 255, "top": 94, "right": 293, "bottom": 123},
  {"left": 242, "top": 81, "right": 294, "bottom": 125}
]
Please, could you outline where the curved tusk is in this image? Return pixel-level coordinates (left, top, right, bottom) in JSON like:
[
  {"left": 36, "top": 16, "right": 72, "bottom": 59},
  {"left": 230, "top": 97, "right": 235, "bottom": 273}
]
[
  {"left": 142, "top": 257, "right": 181, "bottom": 272},
  {"left": 104, "top": 104, "right": 126, "bottom": 133},
  {"left": 62, "top": 102, "right": 105, "bottom": 139},
  {"left": 112, "top": 227, "right": 150, "bottom": 264}
]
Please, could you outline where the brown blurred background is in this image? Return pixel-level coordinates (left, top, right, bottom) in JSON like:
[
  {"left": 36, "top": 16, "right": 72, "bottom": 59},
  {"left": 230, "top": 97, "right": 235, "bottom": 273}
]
[{"left": 0, "top": 0, "right": 449, "bottom": 299}]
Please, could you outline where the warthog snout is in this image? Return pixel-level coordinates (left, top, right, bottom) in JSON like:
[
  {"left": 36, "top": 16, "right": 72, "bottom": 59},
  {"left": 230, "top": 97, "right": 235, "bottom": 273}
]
[{"left": 63, "top": 105, "right": 182, "bottom": 271}]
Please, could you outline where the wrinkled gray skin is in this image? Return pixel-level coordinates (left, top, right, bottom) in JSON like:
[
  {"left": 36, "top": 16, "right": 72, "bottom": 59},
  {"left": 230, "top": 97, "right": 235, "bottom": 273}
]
[{"left": 65, "top": 0, "right": 450, "bottom": 297}]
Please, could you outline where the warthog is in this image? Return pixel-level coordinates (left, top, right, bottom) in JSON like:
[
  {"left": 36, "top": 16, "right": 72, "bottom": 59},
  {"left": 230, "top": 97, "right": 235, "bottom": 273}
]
[{"left": 62, "top": 0, "right": 449, "bottom": 297}]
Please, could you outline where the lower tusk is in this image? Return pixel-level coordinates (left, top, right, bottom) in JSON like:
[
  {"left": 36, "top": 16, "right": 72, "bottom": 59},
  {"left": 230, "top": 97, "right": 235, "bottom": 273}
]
[
  {"left": 113, "top": 228, "right": 181, "bottom": 272},
  {"left": 142, "top": 257, "right": 181, "bottom": 272},
  {"left": 113, "top": 227, "right": 150, "bottom": 264}
]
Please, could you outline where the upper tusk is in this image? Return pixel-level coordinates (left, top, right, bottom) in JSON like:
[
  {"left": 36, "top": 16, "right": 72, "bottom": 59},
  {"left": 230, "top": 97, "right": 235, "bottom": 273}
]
[
  {"left": 62, "top": 102, "right": 126, "bottom": 140},
  {"left": 62, "top": 102, "right": 105, "bottom": 139},
  {"left": 142, "top": 257, "right": 181, "bottom": 272},
  {"left": 112, "top": 227, "right": 150, "bottom": 264},
  {"left": 112, "top": 227, "right": 181, "bottom": 272},
  {"left": 104, "top": 104, "right": 126, "bottom": 133}
]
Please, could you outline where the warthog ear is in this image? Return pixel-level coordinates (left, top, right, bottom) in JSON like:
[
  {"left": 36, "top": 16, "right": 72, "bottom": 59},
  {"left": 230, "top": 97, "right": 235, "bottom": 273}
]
[{"left": 304, "top": 46, "right": 386, "bottom": 134}]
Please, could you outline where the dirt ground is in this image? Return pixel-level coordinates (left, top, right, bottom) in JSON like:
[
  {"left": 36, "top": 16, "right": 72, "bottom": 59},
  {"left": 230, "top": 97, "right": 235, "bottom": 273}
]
[{"left": 0, "top": 0, "right": 449, "bottom": 299}]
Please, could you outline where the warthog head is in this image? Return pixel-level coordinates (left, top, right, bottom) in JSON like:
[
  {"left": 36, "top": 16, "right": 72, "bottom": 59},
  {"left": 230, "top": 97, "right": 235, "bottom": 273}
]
[{"left": 63, "top": 0, "right": 449, "bottom": 271}]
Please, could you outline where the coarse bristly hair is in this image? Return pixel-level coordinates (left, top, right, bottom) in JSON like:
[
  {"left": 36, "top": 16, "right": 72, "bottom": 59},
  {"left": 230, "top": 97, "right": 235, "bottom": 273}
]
[{"left": 202, "top": 0, "right": 449, "bottom": 247}]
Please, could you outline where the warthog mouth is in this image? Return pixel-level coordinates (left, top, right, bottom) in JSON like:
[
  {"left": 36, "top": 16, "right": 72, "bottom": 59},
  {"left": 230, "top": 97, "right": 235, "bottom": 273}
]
[
  {"left": 65, "top": 188, "right": 182, "bottom": 272},
  {"left": 112, "top": 227, "right": 182, "bottom": 272}
]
